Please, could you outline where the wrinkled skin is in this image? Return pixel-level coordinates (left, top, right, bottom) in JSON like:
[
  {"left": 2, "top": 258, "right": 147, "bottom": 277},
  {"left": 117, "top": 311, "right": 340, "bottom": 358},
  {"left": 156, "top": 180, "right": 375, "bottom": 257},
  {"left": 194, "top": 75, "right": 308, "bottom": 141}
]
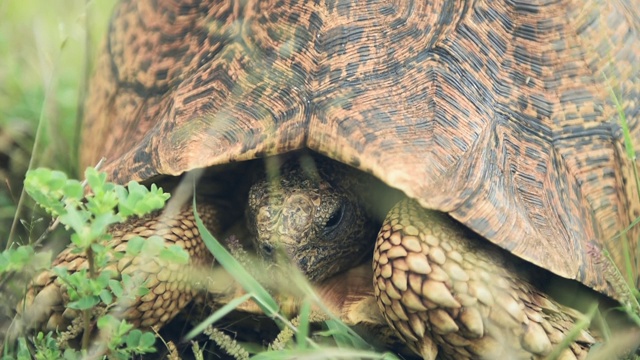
[{"left": 246, "top": 156, "right": 378, "bottom": 281}]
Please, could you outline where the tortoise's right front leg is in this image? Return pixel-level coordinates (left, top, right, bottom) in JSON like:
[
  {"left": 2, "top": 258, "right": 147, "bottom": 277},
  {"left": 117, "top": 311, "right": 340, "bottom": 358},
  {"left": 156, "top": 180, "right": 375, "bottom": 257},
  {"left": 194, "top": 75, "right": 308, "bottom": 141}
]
[
  {"left": 13, "top": 201, "right": 221, "bottom": 338},
  {"left": 373, "top": 199, "right": 595, "bottom": 360}
]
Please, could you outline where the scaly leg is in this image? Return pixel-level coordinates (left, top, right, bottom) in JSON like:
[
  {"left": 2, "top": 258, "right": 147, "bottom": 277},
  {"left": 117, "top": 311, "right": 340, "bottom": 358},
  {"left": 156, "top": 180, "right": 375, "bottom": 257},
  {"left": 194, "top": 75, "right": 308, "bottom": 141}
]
[
  {"left": 14, "top": 202, "right": 220, "bottom": 338},
  {"left": 373, "top": 199, "right": 595, "bottom": 360}
]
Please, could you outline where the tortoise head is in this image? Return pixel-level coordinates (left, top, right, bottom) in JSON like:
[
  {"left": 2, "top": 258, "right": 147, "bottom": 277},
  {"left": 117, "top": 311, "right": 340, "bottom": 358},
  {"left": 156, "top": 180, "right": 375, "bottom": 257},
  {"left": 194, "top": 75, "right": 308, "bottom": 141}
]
[{"left": 246, "top": 158, "right": 375, "bottom": 282}]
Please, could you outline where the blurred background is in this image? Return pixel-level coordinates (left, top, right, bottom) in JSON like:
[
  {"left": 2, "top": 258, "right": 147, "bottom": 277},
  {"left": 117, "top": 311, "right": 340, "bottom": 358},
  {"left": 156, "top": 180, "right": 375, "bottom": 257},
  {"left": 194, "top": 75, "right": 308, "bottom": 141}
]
[{"left": 0, "top": 0, "right": 117, "bottom": 244}]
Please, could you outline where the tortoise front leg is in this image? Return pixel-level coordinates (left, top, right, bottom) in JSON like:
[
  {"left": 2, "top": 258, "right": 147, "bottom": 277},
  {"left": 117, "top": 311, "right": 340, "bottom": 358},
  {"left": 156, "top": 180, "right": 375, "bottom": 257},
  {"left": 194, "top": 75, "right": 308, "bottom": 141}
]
[
  {"left": 14, "top": 201, "right": 221, "bottom": 338},
  {"left": 373, "top": 199, "right": 595, "bottom": 360}
]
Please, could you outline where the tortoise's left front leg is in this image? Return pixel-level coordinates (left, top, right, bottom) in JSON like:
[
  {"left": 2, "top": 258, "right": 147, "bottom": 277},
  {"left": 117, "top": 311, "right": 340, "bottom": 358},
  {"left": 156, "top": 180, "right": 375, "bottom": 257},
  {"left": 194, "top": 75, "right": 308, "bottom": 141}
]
[
  {"left": 373, "top": 199, "right": 595, "bottom": 360},
  {"left": 13, "top": 201, "right": 221, "bottom": 339}
]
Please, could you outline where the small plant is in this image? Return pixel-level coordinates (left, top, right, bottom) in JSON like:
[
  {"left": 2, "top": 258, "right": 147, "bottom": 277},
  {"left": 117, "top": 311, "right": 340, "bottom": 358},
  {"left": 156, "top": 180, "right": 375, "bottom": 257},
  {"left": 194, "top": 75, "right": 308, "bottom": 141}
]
[
  {"left": 96, "top": 316, "right": 157, "bottom": 360},
  {"left": 2, "top": 167, "right": 178, "bottom": 359}
]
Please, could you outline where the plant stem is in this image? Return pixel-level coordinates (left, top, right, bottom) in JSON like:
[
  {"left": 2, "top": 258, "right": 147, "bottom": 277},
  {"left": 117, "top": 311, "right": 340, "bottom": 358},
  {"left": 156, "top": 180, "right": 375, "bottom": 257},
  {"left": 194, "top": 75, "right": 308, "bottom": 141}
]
[
  {"left": 82, "top": 308, "right": 91, "bottom": 350},
  {"left": 81, "top": 244, "right": 96, "bottom": 349}
]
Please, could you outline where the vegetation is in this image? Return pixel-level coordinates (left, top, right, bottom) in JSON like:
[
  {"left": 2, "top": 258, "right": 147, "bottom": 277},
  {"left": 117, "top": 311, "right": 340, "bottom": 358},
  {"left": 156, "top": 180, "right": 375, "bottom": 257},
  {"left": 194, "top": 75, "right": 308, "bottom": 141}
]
[
  {"left": 0, "top": 0, "right": 116, "bottom": 244},
  {"left": 0, "top": 1, "right": 638, "bottom": 359},
  {"left": 5, "top": 167, "right": 168, "bottom": 358}
]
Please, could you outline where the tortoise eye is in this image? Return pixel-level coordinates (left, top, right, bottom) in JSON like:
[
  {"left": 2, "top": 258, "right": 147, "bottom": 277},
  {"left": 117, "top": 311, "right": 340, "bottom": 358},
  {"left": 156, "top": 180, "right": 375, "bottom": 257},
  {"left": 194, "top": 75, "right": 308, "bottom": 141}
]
[{"left": 325, "top": 202, "right": 345, "bottom": 231}]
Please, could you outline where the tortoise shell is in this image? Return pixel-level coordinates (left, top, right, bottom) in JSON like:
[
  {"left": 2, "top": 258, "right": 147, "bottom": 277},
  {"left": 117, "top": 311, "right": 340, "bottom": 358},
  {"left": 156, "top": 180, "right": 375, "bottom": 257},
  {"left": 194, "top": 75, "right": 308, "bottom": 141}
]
[{"left": 81, "top": 0, "right": 640, "bottom": 302}]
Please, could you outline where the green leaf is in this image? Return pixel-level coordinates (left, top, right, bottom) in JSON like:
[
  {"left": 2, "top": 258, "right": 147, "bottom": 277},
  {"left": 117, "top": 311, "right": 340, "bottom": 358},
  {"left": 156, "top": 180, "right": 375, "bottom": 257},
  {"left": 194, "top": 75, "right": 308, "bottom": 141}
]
[
  {"left": 85, "top": 167, "right": 107, "bottom": 194},
  {"left": 97, "top": 314, "right": 116, "bottom": 330},
  {"left": 86, "top": 190, "right": 119, "bottom": 217},
  {"left": 59, "top": 208, "right": 90, "bottom": 243},
  {"left": 24, "top": 168, "right": 68, "bottom": 216},
  {"left": 0, "top": 245, "right": 44, "bottom": 273},
  {"left": 89, "top": 212, "right": 121, "bottom": 240},
  {"left": 52, "top": 266, "right": 69, "bottom": 279},
  {"left": 9, "top": 245, "right": 34, "bottom": 265},
  {"left": 159, "top": 245, "right": 189, "bottom": 264},
  {"left": 126, "top": 236, "right": 145, "bottom": 256},
  {"left": 139, "top": 332, "right": 156, "bottom": 349},
  {"left": 62, "top": 180, "right": 84, "bottom": 200},
  {"left": 137, "top": 285, "right": 150, "bottom": 297},
  {"left": 67, "top": 295, "right": 100, "bottom": 310},
  {"left": 117, "top": 181, "right": 169, "bottom": 218},
  {"left": 32, "top": 250, "right": 53, "bottom": 271},
  {"left": 141, "top": 235, "right": 165, "bottom": 256},
  {"left": 109, "top": 279, "right": 124, "bottom": 297},
  {"left": 100, "top": 289, "right": 113, "bottom": 305},
  {"left": 17, "top": 336, "right": 32, "bottom": 360},
  {"left": 96, "top": 268, "right": 114, "bottom": 284},
  {"left": 47, "top": 170, "right": 69, "bottom": 191},
  {"left": 126, "top": 329, "right": 142, "bottom": 348},
  {"left": 0, "top": 253, "right": 8, "bottom": 273},
  {"left": 116, "top": 319, "right": 134, "bottom": 337}
]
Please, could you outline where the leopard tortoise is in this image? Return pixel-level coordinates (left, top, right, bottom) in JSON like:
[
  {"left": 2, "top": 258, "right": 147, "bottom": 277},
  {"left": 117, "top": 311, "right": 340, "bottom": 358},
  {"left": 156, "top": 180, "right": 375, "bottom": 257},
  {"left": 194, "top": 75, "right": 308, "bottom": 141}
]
[{"left": 17, "top": 0, "right": 640, "bottom": 359}]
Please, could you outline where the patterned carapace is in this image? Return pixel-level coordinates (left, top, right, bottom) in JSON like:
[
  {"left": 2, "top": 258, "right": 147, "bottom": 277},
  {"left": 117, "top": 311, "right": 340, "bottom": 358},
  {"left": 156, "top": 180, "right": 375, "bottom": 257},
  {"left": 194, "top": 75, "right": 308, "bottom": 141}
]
[{"left": 81, "top": 0, "right": 639, "bottom": 302}]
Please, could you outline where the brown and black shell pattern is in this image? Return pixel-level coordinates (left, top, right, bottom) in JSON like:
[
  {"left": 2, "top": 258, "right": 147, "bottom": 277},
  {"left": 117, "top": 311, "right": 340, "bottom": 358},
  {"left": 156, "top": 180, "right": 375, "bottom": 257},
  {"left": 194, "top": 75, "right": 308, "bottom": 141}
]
[{"left": 82, "top": 0, "right": 640, "bottom": 302}]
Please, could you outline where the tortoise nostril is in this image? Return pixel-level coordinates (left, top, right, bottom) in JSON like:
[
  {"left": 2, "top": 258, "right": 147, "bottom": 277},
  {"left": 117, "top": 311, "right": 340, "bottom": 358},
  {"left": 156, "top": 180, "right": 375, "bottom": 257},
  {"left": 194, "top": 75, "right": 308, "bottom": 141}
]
[{"left": 261, "top": 243, "right": 274, "bottom": 256}]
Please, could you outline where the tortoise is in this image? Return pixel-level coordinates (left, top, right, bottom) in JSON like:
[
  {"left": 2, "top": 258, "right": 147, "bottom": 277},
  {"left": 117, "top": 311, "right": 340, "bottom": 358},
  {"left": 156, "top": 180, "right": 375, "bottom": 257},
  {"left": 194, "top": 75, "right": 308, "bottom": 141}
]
[{"left": 14, "top": 0, "right": 640, "bottom": 358}]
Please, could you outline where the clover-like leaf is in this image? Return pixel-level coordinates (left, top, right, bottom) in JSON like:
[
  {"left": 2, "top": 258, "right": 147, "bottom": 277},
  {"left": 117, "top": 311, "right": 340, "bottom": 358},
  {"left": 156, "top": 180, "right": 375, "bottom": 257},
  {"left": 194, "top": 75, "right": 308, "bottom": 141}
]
[
  {"left": 126, "top": 236, "right": 145, "bottom": 256},
  {"left": 68, "top": 295, "right": 100, "bottom": 310},
  {"left": 159, "top": 245, "right": 189, "bottom": 265}
]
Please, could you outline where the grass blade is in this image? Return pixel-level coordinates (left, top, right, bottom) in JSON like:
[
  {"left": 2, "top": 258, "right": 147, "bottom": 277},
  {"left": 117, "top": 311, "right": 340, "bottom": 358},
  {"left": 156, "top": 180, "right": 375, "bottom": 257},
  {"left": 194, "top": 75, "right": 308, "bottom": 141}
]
[
  {"left": 250, "top": 347, "right": 399, "bottom": 360},
  {"left": 184, "top": 292, "right": 252, "bottom": 341},
  {"left": 192, "top": 197, "right": 279, "bottom": 316},
  {"left": 296, "top": 300, "right": 311, "bottom": 349}
]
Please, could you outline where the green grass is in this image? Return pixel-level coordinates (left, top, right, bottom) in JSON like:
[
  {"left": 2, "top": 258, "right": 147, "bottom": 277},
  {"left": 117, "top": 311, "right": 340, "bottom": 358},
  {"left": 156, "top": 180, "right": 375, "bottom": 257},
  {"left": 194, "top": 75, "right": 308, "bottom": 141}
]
[
  {"left": 0, "top": 0, "right": 117, "bottom": 353},
  {"left": 0, "top": 0, "right": 117, "bottom": 245},
  {"left": 191, "top": 196, "right": 395, "bottom": 359},
  {"left": 1, "top": 1, "right": 639, "bottom": 359}
]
